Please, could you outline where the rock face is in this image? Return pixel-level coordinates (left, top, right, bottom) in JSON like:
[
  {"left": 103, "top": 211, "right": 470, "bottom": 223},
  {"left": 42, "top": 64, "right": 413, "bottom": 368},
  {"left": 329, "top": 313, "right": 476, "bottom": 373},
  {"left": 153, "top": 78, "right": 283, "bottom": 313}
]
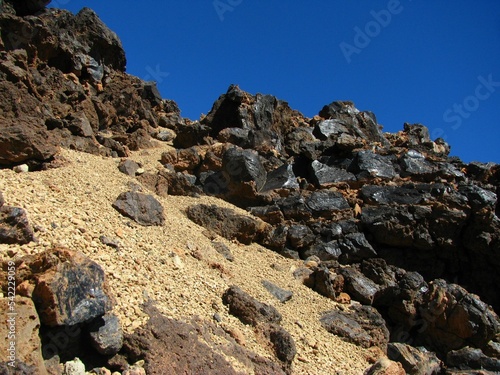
[{"left": 0, "top": 2, "right": 181, "bottom": 167}]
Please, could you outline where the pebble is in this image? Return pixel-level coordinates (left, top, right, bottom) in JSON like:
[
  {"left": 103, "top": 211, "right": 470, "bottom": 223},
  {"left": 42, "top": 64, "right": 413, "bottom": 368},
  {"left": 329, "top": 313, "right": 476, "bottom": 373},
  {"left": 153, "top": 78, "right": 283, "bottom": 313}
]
[{"left": 13, "top": 164, "right": 29, "bottom": 173}]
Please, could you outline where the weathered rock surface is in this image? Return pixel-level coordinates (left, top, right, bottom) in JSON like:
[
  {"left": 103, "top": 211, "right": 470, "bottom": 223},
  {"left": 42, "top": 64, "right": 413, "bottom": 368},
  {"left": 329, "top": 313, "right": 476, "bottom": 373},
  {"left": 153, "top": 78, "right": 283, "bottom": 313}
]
[
  {"left": 0, "top": 296, "right": 48, "bottom": 374},
  {"left": 186, "top": 204, "right": 269, "bottom": 245},
  {"left": 222, "top": 285, "right": 282, "bottom": 326},
  {"left": 122, "top": 301, "right": 287, "bottom": 375},
  {"left": 387, "top": 343, "right": 442, "bottom": 375},
  {"left": 88, "top": 313, "right": 123, "bottom": 356},
  {"left": 363, "top": 357, "right": 406, "bottom": 375},
  {"left": 112, "top": 191, "right": 164, "bottom": 226},
  {"left": 0, "top": 203, "right": 35, "bottom": 245}
]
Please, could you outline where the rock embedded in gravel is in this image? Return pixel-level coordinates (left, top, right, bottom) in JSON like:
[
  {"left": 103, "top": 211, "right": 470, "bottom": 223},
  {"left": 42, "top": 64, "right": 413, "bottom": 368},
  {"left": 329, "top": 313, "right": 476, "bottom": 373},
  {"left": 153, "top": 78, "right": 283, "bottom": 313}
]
[
  {"left": 118, "top": 159, "right": 141, "bottom": 176},
  {"left": 0, "top": 203, "right": 35, "bottom": 245},
  {"left": 222, "top": 285, "right": 282, "bottom": 326},
  {"left": 262, "top": 280, "right": 293, "bottom": 303},
  {"left": 112, "top": 191, "right": 164, "bottom": 226}
]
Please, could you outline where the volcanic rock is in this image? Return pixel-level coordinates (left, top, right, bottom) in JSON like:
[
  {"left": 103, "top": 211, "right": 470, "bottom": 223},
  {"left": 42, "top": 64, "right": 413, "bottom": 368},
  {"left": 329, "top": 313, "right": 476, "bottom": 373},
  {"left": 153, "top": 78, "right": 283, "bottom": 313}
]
[
  {"left": 186, "top": 204, "right": 269, "bottom": 245},
  {"left": 387, "top": 343, "right": 442, "bottom": 375},
  {"left": 13, "top": 247, "right": 113, "bottom": 326},
  {"left": 112, "top": 191, "right": 164, "bottom": 226},
  {"left": 222, "top": 285, "right": 282, "bottom": 326},
  {"left": 339, "top": 266, "right": 380, "bottom": 305},
  {"left": 262, "top": 280, "right": 293, "bottom": 303},
  {"left": 118, "top": 159, "right": 140, "bottom": 176},
  {"left": 447, "top": 347, "right": 500, "bottom": 372},
  {"left": 309, "top": 160, "right": 356, "bottom": 187},
  {"left": 0, "top": 204, "right": 35, "bottom": 244},
  {"left": 320, "top": 304, "right": 389, "bottom": 351},
  {"left": 363, "top": 357, "right": 405, "bottom": 375}
]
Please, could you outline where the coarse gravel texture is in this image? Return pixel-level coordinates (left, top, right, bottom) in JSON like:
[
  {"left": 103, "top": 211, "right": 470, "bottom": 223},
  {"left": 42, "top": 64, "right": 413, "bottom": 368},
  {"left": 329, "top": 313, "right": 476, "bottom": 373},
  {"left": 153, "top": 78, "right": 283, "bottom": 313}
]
[{"left": 0, "top": 145, "right": 373, "bottom": 374}]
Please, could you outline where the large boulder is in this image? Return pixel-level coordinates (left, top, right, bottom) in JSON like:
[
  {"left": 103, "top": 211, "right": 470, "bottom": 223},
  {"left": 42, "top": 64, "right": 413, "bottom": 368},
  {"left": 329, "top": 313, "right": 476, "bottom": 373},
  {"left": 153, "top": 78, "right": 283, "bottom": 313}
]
[{"left": 12, "top": 247, "right": 113, "bottom": 326}]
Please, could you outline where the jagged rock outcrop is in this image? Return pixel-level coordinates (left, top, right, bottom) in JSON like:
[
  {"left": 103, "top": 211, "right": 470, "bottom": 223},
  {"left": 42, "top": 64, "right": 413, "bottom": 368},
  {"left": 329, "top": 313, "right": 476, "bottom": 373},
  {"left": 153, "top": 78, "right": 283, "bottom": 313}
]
[{"left": 0, "top": 1, "right": 180, "bottom": 167}]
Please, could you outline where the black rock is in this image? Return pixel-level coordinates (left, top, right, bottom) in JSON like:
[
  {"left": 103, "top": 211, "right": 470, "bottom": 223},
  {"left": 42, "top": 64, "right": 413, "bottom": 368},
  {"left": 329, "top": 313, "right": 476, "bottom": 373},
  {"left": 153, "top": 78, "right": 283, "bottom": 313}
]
[
  {"left": 360, "top": 185, "right": 428, "bottom": 205},
  {"left": 387, "top": 343, "right": 442, "bottom": 375},
  {"left": 8, "top": 0, "right": 50, "bottom": 16},
  {"left": 309, "top": 160, "right": 356, "bottom": 187},
  {"left": 306, "top": 190, "right": 350, "bottom": 217},
  {"left": 446, "top": 347, "right": 500, "bottom": 372},
  {"left": 262, "top": 280, "right": 293, "bottom": 303},
  {"left": 313, "top": 119, "right": 349, "bottom": 140},
  {"left": 173, "top": 122, "right": 211, "bottom": 148},
  {"left": 222, "top": 147, "right": 267, "bottom": 192},
  {"left": 260, "top": 323, "right": 297, "bottom": 366},
  {"left": 350, "top": 150, "right": 397, "bottom": 180},
  {"left": 248, "top": 205, "right": 284, "bottom": 225},
  {"left": 400, "top": 150, "right": 435, "bottom": 178},
  {"left": 112, "top": 191, "right": 165, "bottom": 226},
  {"left": 287, "top": 224, "right": 315, "bottom": 250},
  {"left": 211, "top": 241, "right": 234, "bottom": 262},
  {"left": 338, "top": 267, "right": 380, "bottom": 305},
  {"left": 88, "top": 313, "right": 124, "bottom": 356},
  {"left": 338, "top": 232, "right": 377, "bottom": 264},
  {"left": 303, "top": 267, "right": 337, "bottom": 300},
  {"left": 277, "top": 194, "right": 312, "bottom": 221},
  {"left": 218, "top": 127, "right": 251, "bottom": 147},
  {"left": 262, "top": 164, "right": 299, "bottom": 191}
]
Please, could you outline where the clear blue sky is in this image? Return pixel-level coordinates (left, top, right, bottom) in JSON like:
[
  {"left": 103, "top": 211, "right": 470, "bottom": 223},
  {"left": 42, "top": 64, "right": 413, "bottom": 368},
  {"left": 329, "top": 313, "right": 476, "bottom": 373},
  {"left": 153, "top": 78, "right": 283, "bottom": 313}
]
[{"left": 50, "top": 1, "right": 500, "bottom": 163}]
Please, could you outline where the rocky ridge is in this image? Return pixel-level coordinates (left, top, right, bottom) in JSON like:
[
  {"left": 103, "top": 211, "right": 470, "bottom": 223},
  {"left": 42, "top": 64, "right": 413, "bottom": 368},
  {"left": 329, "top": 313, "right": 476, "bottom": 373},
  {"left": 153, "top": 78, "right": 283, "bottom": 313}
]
[{"left": 1, "top": 1, "right": 500, "bottom": 374}]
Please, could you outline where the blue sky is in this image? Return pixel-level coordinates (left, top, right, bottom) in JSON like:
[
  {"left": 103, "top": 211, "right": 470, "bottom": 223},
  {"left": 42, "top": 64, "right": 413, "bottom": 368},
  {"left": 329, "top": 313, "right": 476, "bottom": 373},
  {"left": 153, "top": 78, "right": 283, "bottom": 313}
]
[{"left": 50, "top": 1, "right": 500, "bottom": 163}]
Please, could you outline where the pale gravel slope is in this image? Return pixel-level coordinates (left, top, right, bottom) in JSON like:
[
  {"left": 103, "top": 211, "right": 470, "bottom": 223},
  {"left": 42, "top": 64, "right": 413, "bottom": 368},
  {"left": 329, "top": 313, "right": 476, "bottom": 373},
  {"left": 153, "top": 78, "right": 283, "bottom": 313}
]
[{"left": 0, "top": 146, "right": 373, "bottom": 374}]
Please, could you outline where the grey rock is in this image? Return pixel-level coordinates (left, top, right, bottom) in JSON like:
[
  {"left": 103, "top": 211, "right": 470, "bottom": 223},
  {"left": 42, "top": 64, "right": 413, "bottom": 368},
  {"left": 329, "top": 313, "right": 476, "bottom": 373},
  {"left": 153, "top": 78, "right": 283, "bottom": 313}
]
[
  {"left": 309, "top": 160, "right": 356, "bottom": 187},
  {"left": 400, "top": 150, "right": 435, "bottom": 178},
  {"left": 118, "top": 159, "right": 140, "bottom": 176},
  {"left": 339, "top": 267, "right": 380, "bottom": 305},
  {"left": 112, "top": 191, "right": 165, "bottom": 226},
  {"left": 338, "top": 232, "right": 377, "bottom": 264},
  {"left": 156, "top": 129, "right": 176, "bottom": 142},
  {"left": 211, "top": 241, "right": 234, "bottom": 262},
  {"left": 447, "top": 347, "right": 500, "bottom": 372},
  {"left": 217, "top": 127, "right": 250, "bottom": 147},
  {"left": 88, "top": 313, "right": 124, "bottom": 356},
  {"left": 360, "top": 185, "right": 428, "bottom": 205},
  {"left": 222, "top": 147, "right": 267, "bottom": 192},
  {"left": 222, "top": 285, "right": 282, "bottom": 326},
  {"left": 0, "top": 205, "right": 35, "bottom": 244},
  {"left": 262, "top": 280, "right": 293, "bottom": 303},
  {"left": 313, "top": 119, "right": 350, "bottom": 140},
  {"left": 262, "top": 164, "right": 299, "bottom": 191}
]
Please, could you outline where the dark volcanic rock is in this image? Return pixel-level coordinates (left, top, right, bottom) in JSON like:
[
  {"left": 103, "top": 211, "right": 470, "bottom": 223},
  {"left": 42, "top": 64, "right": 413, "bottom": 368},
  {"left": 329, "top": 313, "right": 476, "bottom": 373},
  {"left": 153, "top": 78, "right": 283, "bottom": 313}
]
[
  {"left": 112, "top": 191, "right": 164, "bottom": 226},
  {"left": 7, "top": 0, "right": 50, "bottom": 16},
  {"left": 88, "top": 313, "right": 123, "bottom": 356},
  {"left": 302, "top": 267, "right": 337, "bottom": 300},
  {"left": 186, "top": 204, "right": 269, "bottom": 245},
  {"left": 123, "top": 301, "right": 286, "bottom": 375},
  {"left": 339, "top": 267, "right": 380, "bottom": 305},
  {"left": 350, "top": 150, "right": 397, "bottom": 180},
  {"left": 222, "top": 147, "right": 267, "bottom": 192},
  {"left": 309, "top": 160, "right": 356, "bottom": 187},
  {"left": 118, "top": 159, "right": 140, "bottom": 176},
  {"left": 262, "top": 280, "right": 293, "bottom": 303},
  {"left": 306, "top": 190, "right": 350, "bottom": 217},
  {"left": 222, "top": 285, "right": 282, "bottom": 326},
  {"left": 360, "top": 184, "right": 429, "bottom": 205},
  {"left": 14, "top": 247, "right": 113, "bottom": 326},
  {"left": 259, "top": 323, "right": 297, "bottom": 367},
  {"left": 0, "top": 120, "right": 59, "bottom": 166},
  {"left": 447, "top": 347, "right": 500, "bottom": 372},
  {"left": 387, "top": 343, "right": 442, "bottom": 375},
  {"left": 320, "top": 305, "right": 389, "bottom": 350},
  {"left": 0, "top": 204, "right": 35, "bottom": 244},
  {"left": 262, "top": 164, "right": 299, "bottom": 191}
]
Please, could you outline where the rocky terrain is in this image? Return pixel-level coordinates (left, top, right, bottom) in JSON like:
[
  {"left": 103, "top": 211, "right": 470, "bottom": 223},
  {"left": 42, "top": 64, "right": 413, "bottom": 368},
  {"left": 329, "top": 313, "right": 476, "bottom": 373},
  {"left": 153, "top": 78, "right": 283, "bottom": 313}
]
[{"left": 1, "top": 1, "right": 500, "bottom": 374}]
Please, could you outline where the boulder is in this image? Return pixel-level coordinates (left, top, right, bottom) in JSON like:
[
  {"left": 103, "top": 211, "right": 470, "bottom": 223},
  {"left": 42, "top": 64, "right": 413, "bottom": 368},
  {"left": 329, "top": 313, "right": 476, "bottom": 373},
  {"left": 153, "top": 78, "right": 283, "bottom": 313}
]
[
  {"left": 186, "top": 204, "right": 269, "bottom": 245},
  {"left": 222, "top": 286, "right": 282, "bottom": 326},
  {"left": 306, "top": 190, "right": 350, "bottom": 217},
  {"left": 446, "top": 347, "right": 500, "bottom": 372},
  {"left": 118, "top": 159, "right": 140, "bottom": 176},
  {"left": 320, "top": 304, "right": 390, "bottom": 351},
  {"left": 0, "top": 204, "right": 35, "bottom": 244},
  {"left": 14, "top": 247, "right": 113, "bottom": 326},
  {"left": 112, "top": 191, "right": 164, "bottom": 226},
  {"left": 339, "top": 267, "right": 380, "bottom": 305},
  {"left": 123, "top": 301, "right": 286, "bottom": 375}
]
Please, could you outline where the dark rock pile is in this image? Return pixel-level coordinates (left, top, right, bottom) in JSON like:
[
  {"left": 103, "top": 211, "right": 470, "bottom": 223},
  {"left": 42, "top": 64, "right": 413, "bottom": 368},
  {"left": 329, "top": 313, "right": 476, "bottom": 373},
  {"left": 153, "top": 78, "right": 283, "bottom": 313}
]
[{"left": 173, "top": 85, "right": 500, "bottom": 372}]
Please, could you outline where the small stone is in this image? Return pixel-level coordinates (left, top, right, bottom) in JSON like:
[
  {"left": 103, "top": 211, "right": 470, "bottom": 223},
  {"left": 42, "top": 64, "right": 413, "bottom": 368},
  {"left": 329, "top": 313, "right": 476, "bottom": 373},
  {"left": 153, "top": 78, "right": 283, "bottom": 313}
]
[
  {"left": 13, "top": 164, "right": 29, "bottom": 173},
  {"left": 262, "top": 280, "right": 293, "bottom": 303},
  {"left": 63, "top": 358, "right": 86, "bottom": 375},
  {"left": 135, "top": 168, "right": 145, "bottom": 175}
]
